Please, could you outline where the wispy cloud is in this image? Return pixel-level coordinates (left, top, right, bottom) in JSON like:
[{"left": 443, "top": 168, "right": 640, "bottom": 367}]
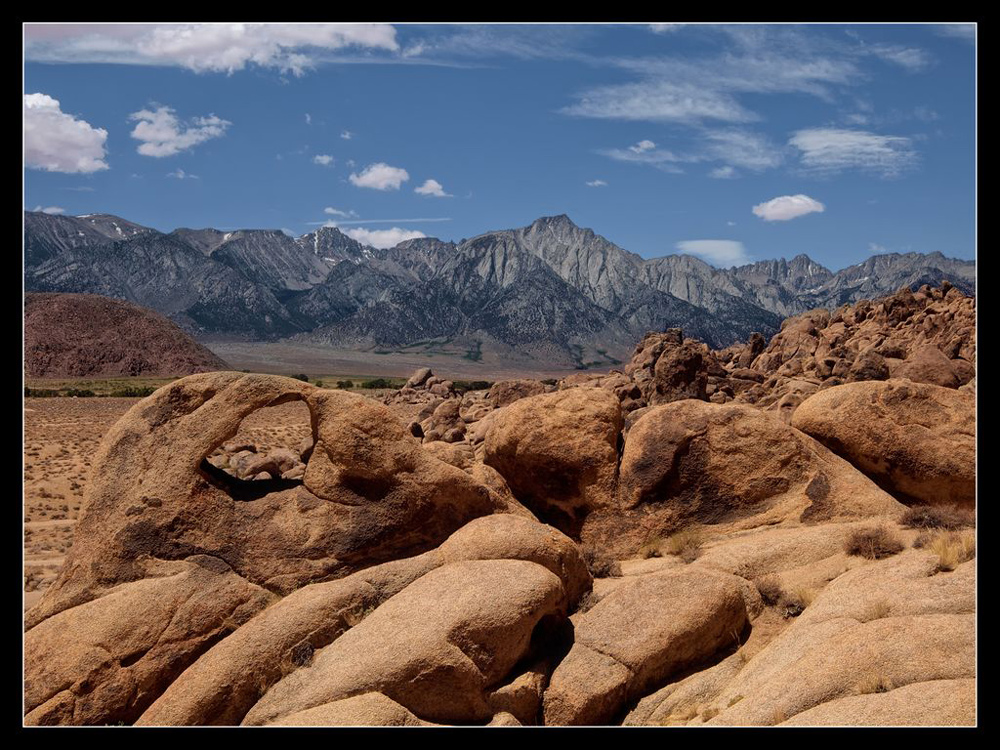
[
  {"left": 789, "top": 127, "right": 917, "bottom": 177},
  {"left": 932, "top": 24, "right": 976, "bottom": 42},
  {"left": 24, "top": 23, "right": 400, "bottom": 75},
  {"left": 752, "top": 194, "right": 825, "bottom": 221},
  {"left": 313, "top": 154, "right": 334, "bottom": 166},
  {"left": 648, "top": 24, "right": 686, "bottom": 34},
  {"left": 565, "top": 81, "right": 756, "bottom": 124},
  {"left": 340, "top": 130, "right": 353, "bottom": 140},
  {"left": 598, "top": 145, "right": 685, "bottom": 173},
  {"left": 32, "top": 205, "right": 65, "bottom": 214},
  {"left": 703, "top": 129, "right": 784, "bottom": 171},
  {"left": 129, "top": 105, "right": 230, "bottom": 158},
  {"left": 349, "top": 162, "right": 410, "bottom": 190},
  {"left": 585, "top": 179, "right": 608, "bottom": 187},
  {"left": 24, "top": 93, "right": 108, "bottom": 174},
  {"left": 166, "top": 167, "right": 199, "bottom": 179},
  {"left": 867, "top": 43, "right": 932, "bottom": 72},
  {"left": 709, "top": 166, "right": 738, "bottom": 179},
  {"left": 630, "top": 139, "right": 656, "bottom": 153},
  {"left": 414, "top": 178, "right": 452, "bottom": 197},
  {"left": 675, "top": 239, "right": 749, "bottom": 267}
]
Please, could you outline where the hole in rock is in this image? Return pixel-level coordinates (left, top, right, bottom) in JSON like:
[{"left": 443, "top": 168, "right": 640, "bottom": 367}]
[{"left": 201, "top": 399, "right": 315, "bottom": 493}]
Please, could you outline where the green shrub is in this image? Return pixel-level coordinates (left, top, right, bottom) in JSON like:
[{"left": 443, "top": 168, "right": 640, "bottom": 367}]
[{"left": 336, "top": 380, "right": 354, "bottom": 390}]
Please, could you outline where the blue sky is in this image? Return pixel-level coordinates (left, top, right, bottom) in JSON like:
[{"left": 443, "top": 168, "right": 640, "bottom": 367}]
[{"left": 24, "top": 23, "right": 976, "bottom": 270}]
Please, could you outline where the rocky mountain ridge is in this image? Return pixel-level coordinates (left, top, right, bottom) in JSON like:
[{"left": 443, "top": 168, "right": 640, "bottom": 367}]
[{"left": 23, "top": 210, "right": 975, "bottom": 366}]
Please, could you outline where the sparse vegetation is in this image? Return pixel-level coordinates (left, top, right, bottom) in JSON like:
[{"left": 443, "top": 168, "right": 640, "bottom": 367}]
[
  {"left": 662, "top": 526, "right": 705, "bottom": 563},
  {"left": 361, "top": 378, "right": 397, "bottom": 389},
  {"left": 639, "top": 536, "right": 664, "bottom": 559},
  {"left": 574, "top": 590, "right": 601, "bottom": 615},
  {"left": 336, "top": 380, "right": 354, "bottom": 389},
  {"left": 453, "top": 380, "right": 493, "bottom": 394},
  {"left": 780, "top": 587, "right": 815, "bottom": 618},
  {"left": 292, "top": 373, "right": 309, "bottom": 382},
  {"left": 581, "top": 545, "right": 622, "bottom": 578},
  {"left": 845, "top": 524, "right": 905, "bottom": 560},
  {"left": 727, "top": 695, "right": 744, "bottom": 708},
  {"left": 861, "top": 598, "right": 893, "bottom": 621},
  {"left": 754, "top": 575, "right": 785, "bottom": 607},
  {"left": 900, "top": 505, "right": 975, "bottom": 531},
  {"left": 856, "top": 672, "right": 894, "bottom": 695},
  {"left": 929, "top": 530, "right": 975, "bottom": 572}
]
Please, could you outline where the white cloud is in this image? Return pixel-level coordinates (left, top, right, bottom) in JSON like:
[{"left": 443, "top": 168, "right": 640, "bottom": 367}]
[
  {"left": 281, "top": 228, "right": 297, "bottom": 237},
  {"left": 789, "top": 128, "right": 917, "bottom": 177},
  {"left": 61, "top": 185, "right": 96, "bottom": 192},
  {"left": 344, "top": 226, "right": 426, "bottom": 248},
  {"left": 313, "top": 154, "right": 334, "bottom": 166},
  {"left": 324, "top": 207, "right": 358, "bottom": 218},
  {"left": 349, "top": 162, "right": 409, "bottom": 190},
  {"left": 869, "top": 242, "right": 888, "bottom": 254},
  {"left": 598, "top": 146, "right": 685, "bottom": 173},
  {"left": 32, "top": 205, "right": 65, "bottom": 214},
  {"left": 128, "top": 106, "right": 230, "bottom": 158},
  {"left": 726, "top": 221, "right": 737, "bottom": 226},
  {"left": 304, "top": 113, "right": 311, "bottom": 125},
  {"left": 709, "top": 166, "right": 738, "bottom": 179},
  {"left": 704, "top": 129, "right": 783, "bottom": 171},
  {"left": 933, "top": 24, "right": 975, "bottom": 42},
  {"left": 629, "top": 139, "right": 656, "bottom": 153},
  {"left": 25, "top": 23, "right": 399, "bottom": 75},
  {"left": 649, "top": 24, "right": 685, "bottom": 33},
  {"left": 24, "top": 93, "right": 109, "bottom": 173},
  {"left": 868, "top": 44, "right": 931, "bottom": 72},
  {"left": 675, "top": 240, "right": 749, "bottom": 267},
  {"left": 752, "top": 194, "right": 825, "bottom": 222},
  {"left": 166, "top": 167, "right": 199, "bottom": 179},
  {"left": 340, "top": 130, "right": 353, "bottom": 140},
  {"left": 564, "top": 81, "right": 755, "bottom": 124},
  {"left": 585, "top": 179, "right": 608, "bottom": 187},
  {"left": 414, "top": 178, "right": 452, "bottom": 197}
]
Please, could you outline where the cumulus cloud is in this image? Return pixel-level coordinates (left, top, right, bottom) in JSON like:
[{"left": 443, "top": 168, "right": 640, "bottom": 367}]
[
  {"left": 585, "top": 179, "right": 608, "bottom": 187},
  {"left": 344, "top": 226, "right": 426, "bottom": 248},
  {"left": 789, "top": 128, "right": 917, "bottom": 177},
  {"left": 166, "top": 168, "right": 199, "bottom": 179},
  {"left": 675, "top": 240, "right": 750, "bottom": 267},
  {"left": 313, "top": 154, "right": 334, "bottom": 166},
  {"left": 630, "top": 139, "right": 656, "bottom": 153},
  {"left": 340, "top": 130, "right": 353, "bottom": 140},
  {"left": 25, "top": 23, "right": 399, "bottom": 75},
  {"left": 324, "top": 207, "right": 358, "bottom": 218},
  {"left": 128, "top": 106, "right": 230, "bottom": 157},
  {"left": 349, "top": 162, "right": 410, "bottom": 190},
  {"left": 414, "top": 178, "right": 451, "bottom": 197},
  {"left": 752, "top": 194, "right": 825, "bottom": 222},
  {"left": 32, "top": 205, "right": 65, "bottom": 214},
  {"left": 24, "top": 93, "right": 109, "bottom": 173}
]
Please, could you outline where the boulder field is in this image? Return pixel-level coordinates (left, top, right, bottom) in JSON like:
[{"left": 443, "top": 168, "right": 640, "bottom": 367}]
[{"left": 24, "top": 284, "right": 975, "bottom": 727}]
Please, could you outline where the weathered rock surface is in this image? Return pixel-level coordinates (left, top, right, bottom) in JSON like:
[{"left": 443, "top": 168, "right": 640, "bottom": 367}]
[
  {"left": 589, "top": 400, "right": 904, "bottom": 558},
  {"left": 543, "top": 568, "right": 748, "bottom": 725},
  {"left": 25, "top": 373, "right": 517, "bottom": 724},
  {"left": 484, "top": 388, "right": 623, "bottom": 537},
  {"left": 243, "top": 559, "right": 569, "bottom": 726},
  {"left": 791, "top": 380, "right": 976, "bottom": 507}
]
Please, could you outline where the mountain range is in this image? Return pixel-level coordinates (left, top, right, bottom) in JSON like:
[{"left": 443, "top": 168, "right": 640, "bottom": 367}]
[{"left": 23, "top": 211, "right": 975, "bottom": 366}]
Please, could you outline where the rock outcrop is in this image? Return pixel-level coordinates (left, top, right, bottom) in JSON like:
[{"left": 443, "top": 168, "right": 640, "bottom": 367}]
[{"left": 791, "top": 380, "right": 976, "bottom": 507}]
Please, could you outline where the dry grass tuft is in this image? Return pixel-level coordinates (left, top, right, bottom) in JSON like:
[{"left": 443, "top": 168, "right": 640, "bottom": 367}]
[
  {"left": 862, "top": 598, "right": 893, "bottom": 621},
  {"left": 856, "top": 672, "right": 894, "bottom": 695},
  {"left": 930, "top": 531, "right": 975, "bottom": 572},
  {"left": 581, "top": 546, "right": 623, "bottom": 579},
  {"left": 701, "top": 707, "right": 720, "bottom": 721},
  {"left": 754, "top": 575, "right": 785, "bottom": 607},
  {"left": 845, "top": 524, "right": 905, "bottom": 560},
  {"left": 780, "top": 587, "right": 815, "bottom": 618},
  {"left": 663, "top": 526, "right": 705, "bottom": 563},
  {"left": 727, "top": 695, "right": 744, "bottom": 708},
  {"left": 900, "top": 505, "right": 975, "bottom": 531},
  {"left": 639, "top": 537, "right": 664, "bottom": 559}
]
